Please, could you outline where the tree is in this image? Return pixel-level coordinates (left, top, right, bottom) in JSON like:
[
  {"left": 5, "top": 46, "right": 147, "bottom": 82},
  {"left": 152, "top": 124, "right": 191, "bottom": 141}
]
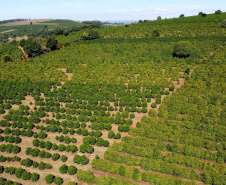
[
  {"left": 59, "top": 164, "right": 68, "bottom": 174},
  {"left": 21, "top": 158, "right": 33, "bottom": 167},
  {"left": 54, "top": 177, "right": 63, "bottom": 185},
  {"left": 215, "top": 10, "right": 222, "bottom": 14},
  {"left": 45, "top": 174, "right": 55, "bottom": 184},
  {"left": 45, "top": 141, "right": 52, "bottom": 150},
  {"left": 15, "top": 168, "right": 24, "bottom": 178},
  {"left": 38, "top": 162, "right": 46, "bottom": 170},
  {"left": 157, "top": 16, "right": 162, "bottom": 20},
  {"left": 173, "top": 41, "right": 190, "bottom": 58},
  {"left": 61, "top": 155, "right": 68, "bottom": 162},
  {"left": 38, "top": 131, "right": 47, "bottom": 139},
  {"left": 52, "top": 153, "right": 60, "bottom": 161},
  {"left": 31, "top": 172, "right": 39, "bottom": 182},
  {"left": 58, "top": 144, "right": 66, "bottom": 152},
  {"left": 68, "top": 165, "right": 77, "bottom": 175},
  {"left": 23, "top": 38, "right": 42, "bottom": 58},
  {"left": 46, "top": 37, "right": 58, "bottom": 51},
  {"left": 179, "top": 14, "right": 185, "bottom": 18},
  {"left": 82, "top": 30, "right": 100, "bottom": 40},
  {"left": 21, "top": 171, "right": 31, "bottom": 180},
  {"left": 108, "top": 130, "right": 115, "bottom": 138}
]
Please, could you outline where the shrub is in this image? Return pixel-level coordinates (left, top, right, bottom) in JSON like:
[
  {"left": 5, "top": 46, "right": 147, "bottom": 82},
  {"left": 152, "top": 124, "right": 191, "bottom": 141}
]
[
  {"left": 38, "top": 162, "right": 46, "bottom": 170},
  {"left": 59, "top": 164, "right": 68, "bottom": 174},
  {"left": 21, "top": 171, "right": 31, "bottom": 180},
  {"left": 45, "top": 174, "right": 55, "bottom": 184},
  {"left": 108, "top": 130, "right": 115, "bottom": 138},
  {"left": 54, "top": 177, "right": 63, "bottom": 185},
  {"left": 173, "top": 41, "right": 190, "bottom": 58},
  {"left": 68, "top": 165, "right": 77, "bottom": 175},
  {"left": 31, "top": 172, "right": 39, "bottom": 182},
  {"left": 15, "top": 168, "right": 24, "bottom": 178},
  {"left": 58, "top": 144, "right": 66, "bottom": 152},
  {"left": 38, "top": 131, "right": 47, "bottom": 139},
  {"left": 61, "top": 155, "right": 68, "bottom": 162},
  {"left": 114, "top": 133, "right": 121, "bottom": 139}
]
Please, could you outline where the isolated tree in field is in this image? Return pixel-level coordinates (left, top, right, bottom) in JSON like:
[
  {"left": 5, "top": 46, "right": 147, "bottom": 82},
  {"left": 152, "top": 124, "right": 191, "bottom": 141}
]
[
  {"left": 82, "top": 30, "right": 100, "bottom": 40},
  {"left": 179, "top": 14, "right": 185, "bottom": 18},
  {"left": 215, "top": 10, "right": 222, "bottom": 14},
  {"left": 46, "top": 37, "right": 58, "bottom": 51},
  {"left": 173, "top": 41, "right": 190, "bottom": 58},
  {"left": 157, "top": 16, "right": 162, "bottom": 20}
]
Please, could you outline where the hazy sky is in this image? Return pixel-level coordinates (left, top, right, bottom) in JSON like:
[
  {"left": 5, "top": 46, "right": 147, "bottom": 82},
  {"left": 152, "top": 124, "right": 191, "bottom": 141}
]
[{"left": 1, "top": 0, "right": 225, "bottom": 21}]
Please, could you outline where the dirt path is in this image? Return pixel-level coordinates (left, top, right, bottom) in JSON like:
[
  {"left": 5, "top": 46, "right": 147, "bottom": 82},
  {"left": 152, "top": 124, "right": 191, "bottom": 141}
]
[
  {"left": 18, "top": 46, "right": 28, "bottom": 59},
  {"left": 0, "top": 29, "right": 16, "bottom": 34}
]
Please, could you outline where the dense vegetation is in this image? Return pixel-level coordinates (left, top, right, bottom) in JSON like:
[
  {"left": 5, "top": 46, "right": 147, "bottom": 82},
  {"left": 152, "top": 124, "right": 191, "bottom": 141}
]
[{"left": 0, "top": 12, "right": 225, "bottom": 185}]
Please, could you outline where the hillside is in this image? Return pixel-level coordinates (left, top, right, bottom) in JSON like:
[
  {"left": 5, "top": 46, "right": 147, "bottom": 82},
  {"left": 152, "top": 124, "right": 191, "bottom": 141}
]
[{"left": 0, "top": 13, "right": 225, "bottom": 185}]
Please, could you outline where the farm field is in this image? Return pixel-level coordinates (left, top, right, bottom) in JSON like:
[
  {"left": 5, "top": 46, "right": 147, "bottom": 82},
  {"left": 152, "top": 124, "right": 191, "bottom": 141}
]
[
  {"left": 0, "top": 13, "right": 225, "bottom": 185},
  {"left": 0, "top": 19, "right": 85, "bottom": 43}
]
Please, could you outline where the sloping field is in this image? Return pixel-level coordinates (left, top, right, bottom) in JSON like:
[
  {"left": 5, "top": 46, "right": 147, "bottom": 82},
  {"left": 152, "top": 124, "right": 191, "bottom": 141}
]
[{"left": 0, "top": 13, "right": 225, "bottom": 185}]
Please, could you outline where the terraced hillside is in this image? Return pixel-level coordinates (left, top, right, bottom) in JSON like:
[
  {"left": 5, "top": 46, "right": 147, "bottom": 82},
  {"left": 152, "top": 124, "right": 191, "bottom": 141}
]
[{"left": 0, "top": 13, "right": 225, "bottom": 185}]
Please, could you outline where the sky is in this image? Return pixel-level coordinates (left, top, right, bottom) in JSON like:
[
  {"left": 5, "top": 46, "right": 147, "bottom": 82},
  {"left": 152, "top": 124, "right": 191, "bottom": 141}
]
[{"left": 0, "top": 0, "right": 225, "bottom": 21}]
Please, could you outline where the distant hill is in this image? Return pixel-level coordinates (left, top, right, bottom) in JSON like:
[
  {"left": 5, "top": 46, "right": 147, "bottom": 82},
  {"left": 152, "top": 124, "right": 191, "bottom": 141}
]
[{"left": 0, "top": 19, "right": 85, "bottom": 42}]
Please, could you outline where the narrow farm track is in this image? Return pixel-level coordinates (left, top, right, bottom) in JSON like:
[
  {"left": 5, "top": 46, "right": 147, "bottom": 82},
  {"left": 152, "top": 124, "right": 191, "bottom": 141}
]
[{"left": 18, "top": 46, "right": 28, "bottom": 60}]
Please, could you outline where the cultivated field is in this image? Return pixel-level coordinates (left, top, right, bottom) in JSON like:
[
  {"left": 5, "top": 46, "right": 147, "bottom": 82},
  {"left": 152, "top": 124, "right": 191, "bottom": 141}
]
[{"left": 0, "top": 12, "right": 225, "bottom": 185}]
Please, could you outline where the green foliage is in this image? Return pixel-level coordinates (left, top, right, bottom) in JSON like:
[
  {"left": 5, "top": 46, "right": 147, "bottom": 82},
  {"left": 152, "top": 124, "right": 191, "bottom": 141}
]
[
  {"left": 55, "top": 177, "right": 63, "bottom": 185},
  {"left": 152, "top": 30, "right": 160, "bottom": 37},
  {"left": 31, "top": 172, "right": 40, "bottom": 182},
  {"left": 23, "top": 37, "right": 43, "bottom": 58},
  {"left": 68, "top": 165, "right": 77, "bottom": 175},
  {"left": 73, "top": 154, "right": 89, "bottom": 165},
  {"left": 46, "top": 37, "right": 58, "bottom": 51},
  {"left": 61, "top": 155, "right": 68, "bottom": 162},
  {"left": 173, "top": 41, "right": 191, "bottom": 58},
  {"left": 59, "top": 164, "right": 68, "bottom": 174},
  {"left": 45, "top": 174, "right": 55, "bottom": 184},
  {"left": 82, "top": 30, "right": 100, "bottom": 40},
  {"left": 222, "top": 19, "right": 226, "bottom": 28},
  {"left": 215, "top": 10, "right": 222, "bottom": 14}
]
